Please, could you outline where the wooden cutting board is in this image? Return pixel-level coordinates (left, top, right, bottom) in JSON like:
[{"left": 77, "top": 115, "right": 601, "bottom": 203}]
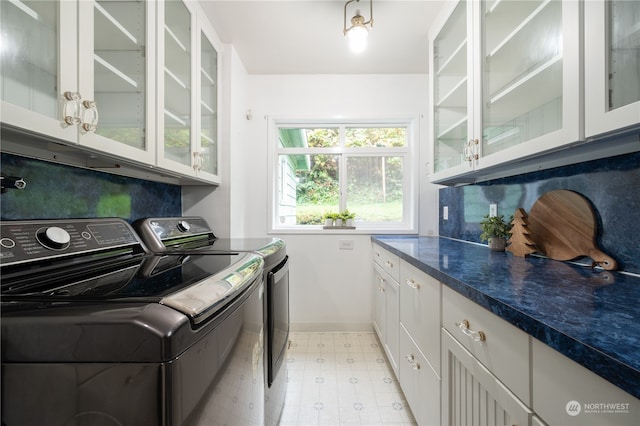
[{"left": 528, "top": 190, "right": 618, "bottom": 270}]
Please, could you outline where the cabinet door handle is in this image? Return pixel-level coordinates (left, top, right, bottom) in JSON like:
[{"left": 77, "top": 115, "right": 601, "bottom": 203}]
[
  {"left": 385, "top": 260, "right": 394, "bottom": 269},
  {"left": 405, "top": 354, "right": 420, "bottom": 370},
  {"left": 455, "top": 319, "right": 486, "bottom": 342},
  {"left": 80, "top": 100, "right": 99, "bottom": 132},
  {"left": 62, "top": 91, "right": 81, "bottom": 126},
  {"left": 405, "top": 279, "right": 420, "bottom": 290}
]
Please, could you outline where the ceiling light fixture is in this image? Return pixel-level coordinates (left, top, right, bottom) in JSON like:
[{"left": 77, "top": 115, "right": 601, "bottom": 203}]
[{"left": 343, "top": 0, "right": 373, "bottom": 54}]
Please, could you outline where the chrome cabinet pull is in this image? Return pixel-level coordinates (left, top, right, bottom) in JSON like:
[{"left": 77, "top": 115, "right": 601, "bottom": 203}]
[
  {"left": 405, "top": 278, "right": 420, "bottom": 290},
  {"left": 463, "top": 139, "right": 480, "bottom": 163},
  {"left": 455, "top": 319, "right": 486, "bottom": 342},
  {"left": 405, "top": 354, "right": 420, "bottom": 370},
  {"left": 80, "top": 99, "right": 99, "bottom": 132},
  {"left": 385, "top": 260, "right": 394, "bottom": 269},
  {"left": 62, "top": 91, "right": 81, "bottom": 126}
]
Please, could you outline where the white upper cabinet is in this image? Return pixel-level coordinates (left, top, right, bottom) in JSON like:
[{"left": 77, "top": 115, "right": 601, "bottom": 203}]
[
  {"left": 1, "top": 0, "right": 221, "bottom": 184},
  {"left": 430, "top": 0, "right": 472, "bottom": 179},
  {"left": 1, "top": 0, "right": 79, "bottom": 144},
  {"left": 157, "top": 0, "right": 221, "bottom": 184},
  {"left": 77, "top": 0, "right": 156, "bottom": 164},
  {"left": 430, "top": 0, "right": 582, "bottom": 184},
  {"left": 585, "top": 0, "right": 640, "bottom": 138}
]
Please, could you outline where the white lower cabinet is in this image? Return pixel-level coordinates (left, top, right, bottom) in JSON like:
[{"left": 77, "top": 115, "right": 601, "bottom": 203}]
[
  {"left": 442, "top": 329, "right": 533, "bottom": 426},
  {"left": 372, "top": 251, "right": 400, "bottom": 376},
  {"left": 399, "top": 260, "right": 441, "bottom": 375},
  {"left": 400, "top": 325, "right": 440, "bottom": 426},
  {"left": 372, "top": 242, "right": 638, "bottom": 426},
  {"left": 373, "top": 263, "right": 386, "bottom": 340},
  {"left": 532, "top": 339, "right": 640, "bottom": 426},
  {"left": 442, "top": 286, "right": 530, "bottom": 404},
  {"left": 384, "top": 274, "right": 400, "bottom": 375}
]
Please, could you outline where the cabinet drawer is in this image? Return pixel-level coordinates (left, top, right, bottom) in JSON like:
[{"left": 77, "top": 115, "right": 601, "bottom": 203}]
[
  {"left": 399, "top": 325, "right": 440, "bottom": 426},
  {"left": 442, "top": 286, "right": 530, "bottom": 404},
  {"left": 532, "top": 339, "right": 639, "bottom": 426},
  {"left": 372, "top": 244, "right": 400, "bottom": 282},
  {"left": 399, "top": 259, "right": 441, "bottom": 374},
  {"left": 442, "top": 329, "right": 533, "bottom": 426}
]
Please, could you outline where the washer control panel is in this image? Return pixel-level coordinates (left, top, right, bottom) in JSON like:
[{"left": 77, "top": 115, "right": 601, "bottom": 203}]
[
  {"left": 1, "top": 218, "right": 142, "bottom": 266},
  {"left": 134, "top": 217, "right": 213, "bottom": 252}
]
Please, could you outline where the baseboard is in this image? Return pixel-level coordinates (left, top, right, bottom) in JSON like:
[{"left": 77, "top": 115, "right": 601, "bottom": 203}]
[{"left": 290, "top": 322, "right": 374, "bottom": 333}]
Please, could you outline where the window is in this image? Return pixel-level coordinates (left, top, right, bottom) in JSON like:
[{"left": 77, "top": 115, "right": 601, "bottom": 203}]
[{"left": 268, "top": 118, "right": 418, "bottom": 232}]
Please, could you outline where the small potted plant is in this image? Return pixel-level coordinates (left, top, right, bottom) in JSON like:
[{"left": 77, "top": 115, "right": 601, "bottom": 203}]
[
  {"left": 340, "top": 210, "right": 356, "bottom": 227},
  {"left": 480, "top": 214, "right": 513, "bottom": 251},
  {"left": 323, "top": 212, "right": 337, "bottom": 227}
]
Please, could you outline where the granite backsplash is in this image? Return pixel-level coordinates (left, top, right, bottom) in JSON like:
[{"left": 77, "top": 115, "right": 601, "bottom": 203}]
[
  {"left": 439, "top": 150, "right": 640, "bottom": 274},
  {"left": 1, "top": 153, "right": 181, "bottom": 223}
]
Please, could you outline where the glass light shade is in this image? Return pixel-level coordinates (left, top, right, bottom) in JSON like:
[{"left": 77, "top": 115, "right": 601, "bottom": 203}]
[{"left": 347, "top": 25, "right": 368, "bottom": 53}]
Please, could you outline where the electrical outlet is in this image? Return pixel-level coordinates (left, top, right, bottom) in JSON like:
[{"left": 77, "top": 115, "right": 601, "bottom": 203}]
[
  {"left": 489, "top": 204, "right": 498, "bottom": 217},
  {"left": 339, "top": 240, "right": 354, "bottom": 250},
  {"left": 443, "top": 206, "right": 449, "bottom": 221}
]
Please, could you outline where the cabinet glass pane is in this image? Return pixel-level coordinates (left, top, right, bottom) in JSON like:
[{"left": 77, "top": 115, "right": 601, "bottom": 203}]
[
  {"left": 1, "top": 0, "right": 58, "bottom": 118},
  {"left": 94, "top": 0, "right": 146, "bottom": 150},
  {"left": 608, "top": 0, "right": 640, "bottom": 111},
  {"left": 482, "top": 0, "right": 562, "bottom": 156},
  {"left": 200, "top": 33, "right": 217, "bottom": 175},
  {"left": 164, "top": 0, "right": 191, "bottom": 166},
  {"left": 433, "top": 1, "right": 467, "bottom": 173}
]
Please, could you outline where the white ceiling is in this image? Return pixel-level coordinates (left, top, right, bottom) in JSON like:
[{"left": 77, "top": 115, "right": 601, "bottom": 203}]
[{"left": 200, "top": 0, "right": 447, "bottom": 74}]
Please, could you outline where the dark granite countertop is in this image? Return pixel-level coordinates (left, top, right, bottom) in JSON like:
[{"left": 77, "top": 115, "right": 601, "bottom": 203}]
[{"left": 372, "top": 235, "right": 640, "bottom": 399}]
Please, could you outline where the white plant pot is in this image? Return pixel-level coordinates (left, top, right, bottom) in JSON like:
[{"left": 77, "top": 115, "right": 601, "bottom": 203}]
[
  {"left": 324, "top": 218, "right": 334, "bottom": 227},
  {"left": 335, "top": 218, "right": 343, "bottom": 227}
]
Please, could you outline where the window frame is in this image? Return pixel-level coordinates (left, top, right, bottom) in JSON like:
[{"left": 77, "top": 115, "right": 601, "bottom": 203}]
[{"left": 267, "top": 115, "right": 419, "bottom": 234}]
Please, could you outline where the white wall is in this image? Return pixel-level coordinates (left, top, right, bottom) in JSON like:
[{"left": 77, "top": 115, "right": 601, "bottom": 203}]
[
  {"left": 226, "top": 74, "right": 439, "bottom": 331},
  {"left": 188, "top": 68, "right": 440, "bottom": 330}
]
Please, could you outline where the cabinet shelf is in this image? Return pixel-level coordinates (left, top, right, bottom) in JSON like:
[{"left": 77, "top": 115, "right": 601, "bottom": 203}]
[
  {"left": 95, "top": 2, "right": 138, "bottom": 50},
  {"left": 201, "top": 100, "right": 214, "bottom": 115},
  {"left": 437, "top": 116, "right": 467, "bottom": 140},
  {"left": 485, "top": 0, "right": 545, "bottom": 47},
  {"left": 164, "top": 108, "right": 188, "bottom": 127},
  {"left": 437, "top": 39, "right": 467, "bottom": 76},
  {"left": 437, "top": 76, "right": 467, "bottom": 108},
  {"left": 490, "top": 54, "right": 561, "bottom": 105},
  {"left": 486, "top": 0, "right": 560, "bottom": 95},
  {"left": 94, "top": 53, "right": 138, "bottom": 90},
  {"left": 201, "top": 68, "right": 215, "bottom": 86},
  {"left": 165, "top": 25, "right": 189, "bottom": 53},
  {"left": 486, "top": 55, "right": 561, "bottom": 125}
]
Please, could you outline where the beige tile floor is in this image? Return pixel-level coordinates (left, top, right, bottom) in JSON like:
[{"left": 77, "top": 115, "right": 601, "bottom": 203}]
[{"left": 279, "top": 332, "right": 417, "bottom": 426}]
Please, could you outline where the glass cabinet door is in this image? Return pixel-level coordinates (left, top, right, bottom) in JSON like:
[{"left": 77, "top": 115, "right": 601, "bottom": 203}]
[
  {"left": 585, "top": 0, "right": 640, "bottom": 138},
  {"left": 431, "top": 0, "right": 470, "bottom": 175},
  {"left": 93, "top": 1, "right": 148, "bottom": 149},
  {"left": 608, "top": 1, "right": 640, "bottom": 112},
  {"left": 163, "top": 0, "right": 193, "bottom": 168},
  {"left": 199, "top": 30, "right": 219, "bottom": 177},
  {"left": 0, "top": 0, "right": 78, "bottom": 143},
  {"left": 77, "top": 0, "right": 155, "bottom": 163},
  {"left": 481, "top": 0, "right": 563, "bottom": 156}
]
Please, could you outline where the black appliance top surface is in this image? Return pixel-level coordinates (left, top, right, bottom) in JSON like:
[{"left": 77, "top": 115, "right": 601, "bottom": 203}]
[{"left": 134, "top": 216, "right": 286, "bottom": 267}]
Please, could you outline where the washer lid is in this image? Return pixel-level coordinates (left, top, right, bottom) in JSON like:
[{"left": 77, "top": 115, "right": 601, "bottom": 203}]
[{"left": 160, "top": 253, "right": 263, "bottom": 324}]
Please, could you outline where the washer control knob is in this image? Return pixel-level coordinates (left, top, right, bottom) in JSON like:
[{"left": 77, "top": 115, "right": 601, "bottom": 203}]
[
  {"left": 38, "top": 227, "right": 71, "bottom": 250},
  {"left": 177, "top": 220, "right": 190, "bottom": 232}
]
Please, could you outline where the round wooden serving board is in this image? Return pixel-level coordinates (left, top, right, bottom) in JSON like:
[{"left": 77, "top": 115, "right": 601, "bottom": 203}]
[{"left": 528, "top": 190, "right": 617, "bottom": 270}]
